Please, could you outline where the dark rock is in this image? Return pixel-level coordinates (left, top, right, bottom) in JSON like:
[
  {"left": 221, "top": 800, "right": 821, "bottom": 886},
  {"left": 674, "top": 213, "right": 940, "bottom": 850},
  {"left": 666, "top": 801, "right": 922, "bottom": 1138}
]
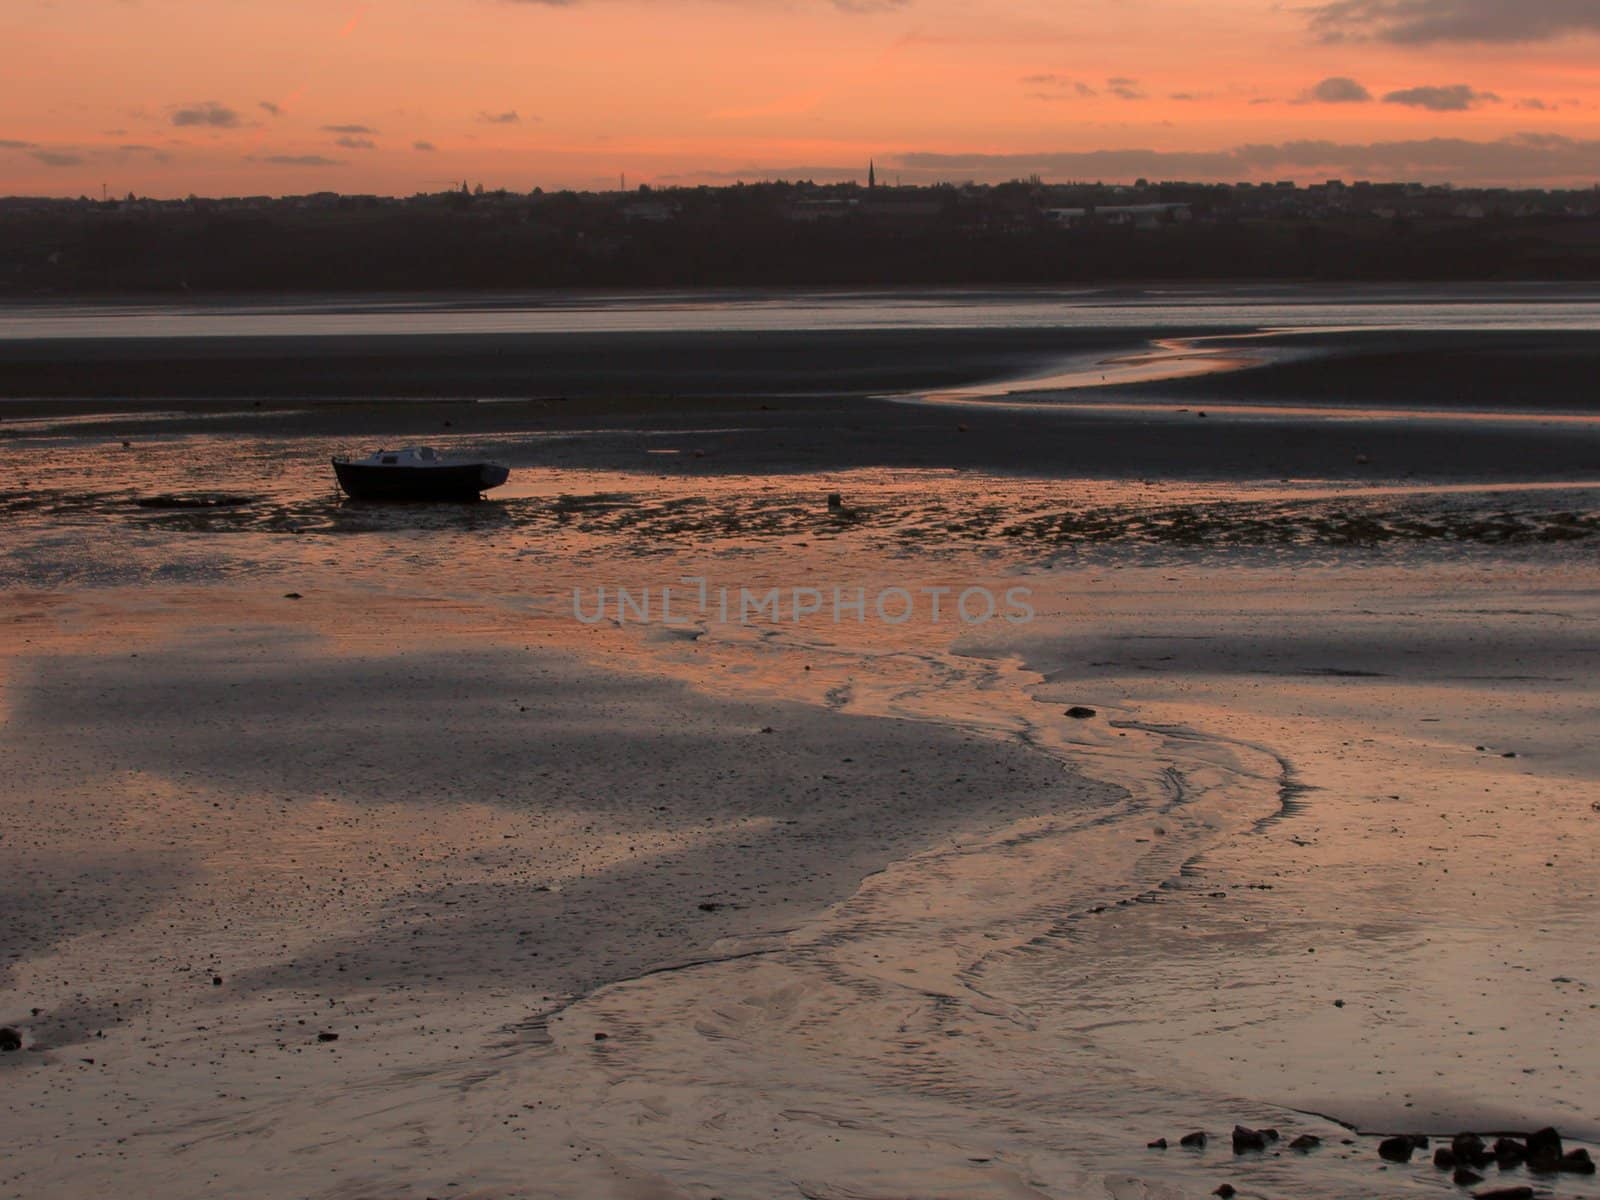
[
  {"left": 1289, "top": 1134, "right": 1321, "bottom": 1151},
  {"left": 1065, "top": 706, "right": 1097, "bottom": 719},
  {"left": 1453, "top": 1133, "right": 1485, "bottom": 1160},
  {"left": 284, "top": 593, "right": 303, "bottom": 600},
  {"left": 827, "top": 493, "right": 843, "bottom": 510},
  {"left": 317, "top": 1031, "right": 339, "bottom": 1042},
  {"left": 1180, "top": 1131, "right": 1208, "bottom": 1148},
  {"left": 1233, "top": 1125, "right": 1268, "bottom": 1154},
  {"left": 1561, "top": 1148, "right": 1596, "bottom": 1175},
  {"left": 1148, "top": 1138, "right": 1168, "bottom": 1150},
  {"left": 1492, "top": 1138, "right": 1526, "bottom": 1166},
  {"left": 1526, "top": 1127, "right": 1563, "bottom": 1171},
  {"left": 1454, "top": 1168, "right": 1485, "bottom": 1186},
  {"left": 1407, "top": 1134, "right": 1430, "bottom": 1150},
  {"left": 1379, "top": 1135, "right": 1416, "bottom": 1163},
  {"left": 1434, "top": 1147, "right": 1457, "bottom": 1169},
  {"left": 212, "top": 975, "right": 223, "bottom": 986},
  {"left": 0, "top": 1027, "right": 21, "bottom": 1052},
  {"left": 1260, "top": 1129, "right": 1280, "bottom": 1142},
  {"left": 593, "top": 1032, "right": 608, "bottom": 1041},
  {"left": 1473, "top": 1189, "right": 1534, "bottom": 1200},
  {"left": 1213, "top": 1187, "right": 1236, "bottom": 1199}
]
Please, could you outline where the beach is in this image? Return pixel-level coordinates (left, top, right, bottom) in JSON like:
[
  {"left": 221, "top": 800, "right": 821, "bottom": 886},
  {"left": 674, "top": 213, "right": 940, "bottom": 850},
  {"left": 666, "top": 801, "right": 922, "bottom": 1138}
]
[{"left": 2, "top": 288, "right": 1599, "bottom": 1199}]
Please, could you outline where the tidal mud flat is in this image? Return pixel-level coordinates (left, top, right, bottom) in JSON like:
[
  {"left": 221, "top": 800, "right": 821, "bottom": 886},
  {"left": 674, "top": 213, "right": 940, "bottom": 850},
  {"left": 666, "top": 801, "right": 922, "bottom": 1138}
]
[
  {"left": 3, "top": 291, "right": 1600, "bottom": 1198},
  {"left": 1, "top": 444, "right": 1598, "bottom": 1197}
]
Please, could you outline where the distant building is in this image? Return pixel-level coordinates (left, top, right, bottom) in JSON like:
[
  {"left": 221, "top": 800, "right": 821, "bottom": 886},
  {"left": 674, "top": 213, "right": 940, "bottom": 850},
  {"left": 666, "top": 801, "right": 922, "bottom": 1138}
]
[{"left": 1044, "top": 202, "right": 1191, "bottom": 229}]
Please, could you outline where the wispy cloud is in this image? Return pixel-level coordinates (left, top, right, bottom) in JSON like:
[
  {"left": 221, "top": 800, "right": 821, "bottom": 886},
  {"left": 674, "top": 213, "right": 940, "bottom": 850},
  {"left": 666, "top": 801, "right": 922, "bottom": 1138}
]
[
  {"left": 477, "top": 110, "right": 521, "bottom": 124},
  {"left": 414, "top": 140, "right": 438, "bottom": 151},
  {"left": 502, "top": 0, "right": 908, "bottom": 8},
  {"left": 1306, "top": 0, "right": 1600, "bottom": 45},
  {"left": 0, "top": 138, "right": 38, "bottom": 150},
  {"left": 1021, "top": 74, "right": 1097, "bottom": 99},
  {"left": 1106, "top": 76, "right": 1146, "bottom": 101},
  {"left": 322, "top": 123, "right": 378, "bottom": 134},
  {"left": 333, "top": 135, "right": 377, "bottom": 149},
  {"left": 659, "top": 163, "right": 865, "bottom": 183},
  {"left": 260, "top": 101, "right": 283, "bottom": 117},
  {"left": 171, "top": 102, "right": 242, "bottom": 128},
  {"left": 32, "top": 150, "right": 86, "bottom": 167},
  {"left": 896, "top": 132, "right": 1600, "bottom": 185},
  {"left": 253, "top": 154, "right": 346, "bottom": 166},
  {"left": 1382, "top": 83, "right": 1500, "bottom": 110}
]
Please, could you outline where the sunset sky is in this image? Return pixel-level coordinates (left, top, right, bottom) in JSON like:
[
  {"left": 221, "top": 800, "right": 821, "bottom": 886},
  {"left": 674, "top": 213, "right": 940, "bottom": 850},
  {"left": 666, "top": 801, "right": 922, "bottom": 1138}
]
[{"left": 3, "top": 0, "right": 1599, "bottom": 197}]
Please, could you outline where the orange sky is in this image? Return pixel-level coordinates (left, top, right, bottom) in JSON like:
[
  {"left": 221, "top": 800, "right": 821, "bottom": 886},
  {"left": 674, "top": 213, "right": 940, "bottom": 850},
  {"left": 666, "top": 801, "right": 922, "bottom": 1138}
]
[{"left": 2, "top": 0, "right": 1598, "bottom": 196}]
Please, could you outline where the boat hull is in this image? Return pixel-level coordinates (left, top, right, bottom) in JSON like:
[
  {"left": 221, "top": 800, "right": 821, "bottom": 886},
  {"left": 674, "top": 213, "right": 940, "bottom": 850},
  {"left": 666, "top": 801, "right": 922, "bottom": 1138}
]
[{"left": 332, "top": 459, "right": 509, "bottom": 502}]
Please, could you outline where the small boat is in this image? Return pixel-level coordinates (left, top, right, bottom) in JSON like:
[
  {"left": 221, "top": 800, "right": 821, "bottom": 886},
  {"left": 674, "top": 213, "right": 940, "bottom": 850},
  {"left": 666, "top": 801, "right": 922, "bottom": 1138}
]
[{"left": 331, "top": 446, "right": 511, "bottom": 502}]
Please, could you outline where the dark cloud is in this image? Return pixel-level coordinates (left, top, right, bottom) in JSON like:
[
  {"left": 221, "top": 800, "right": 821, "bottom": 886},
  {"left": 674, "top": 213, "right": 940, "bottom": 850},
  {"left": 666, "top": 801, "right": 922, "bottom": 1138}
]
[
  {"left": 32, "top": 150, "right": 85, "bottom": 167},
  {"left": 1307, "top": 0, "right": 1600, "bottom": 44},
  {"left": 333, "top": 135, "right": 376, "bottom": 149},
  {"left": 1106, "top": 76, "right": 1146, "bottom": 101},
  {"left": 171, "top": 102, "right": 241, "bottom": 128},
  {"left": 894, "top": 132, "right": 1600, "bottom": 186},
  {"left": 477, "top": 110, "right": 521, "bottom": 124},
  {"left": 322, "top": 123, "right": 377, "bottom": 134},
  {"left": 260, "top": 101, "right": 283, "bottom": 117},
  {"left": 1306, "top": 76, "right": 1374, "bottom": 103},
  {"left": 0, "top": 139, "right": 37, "bottom": 150},
  {"left": 1383, "top": 83, "right": 1500, "bottom": 110},
  {"left": 414, "top": 140, "right": 438, "bottom": 151},
  {"left": 255, "top": 154, "right": 345, "bottom": 166}
]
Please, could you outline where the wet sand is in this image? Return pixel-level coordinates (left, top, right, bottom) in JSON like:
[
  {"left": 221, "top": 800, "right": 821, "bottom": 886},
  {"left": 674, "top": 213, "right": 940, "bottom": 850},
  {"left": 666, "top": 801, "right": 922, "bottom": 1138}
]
[
  {"left": 3, "top": 297, "right": 1600, "bottom": 1197},
  {"left": 5, "top": 326, "right": 1599, "bottom": 482},
  {"left": 2, "top": 454, "right": 1598, "bottom": 1198}
]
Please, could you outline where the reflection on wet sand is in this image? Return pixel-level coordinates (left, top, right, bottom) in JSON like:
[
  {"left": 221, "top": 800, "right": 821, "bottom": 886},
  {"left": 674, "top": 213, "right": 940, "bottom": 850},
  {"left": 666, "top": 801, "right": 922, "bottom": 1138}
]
[{"left": 2, "top": 404, "right": 1599, "bottom": 1198}]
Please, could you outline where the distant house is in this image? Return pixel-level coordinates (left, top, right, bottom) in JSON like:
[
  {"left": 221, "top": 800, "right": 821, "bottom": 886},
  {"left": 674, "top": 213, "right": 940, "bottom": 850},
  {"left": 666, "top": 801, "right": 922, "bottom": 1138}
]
[
  {"left": 783, "top": 198, "right": 855, "bottom": 222},
  {"left": 621, "top": 199, "right": 676, "bottom": 223},
  {"left": 1044, "top": 203, "right": 1191, "bottom": 229}
]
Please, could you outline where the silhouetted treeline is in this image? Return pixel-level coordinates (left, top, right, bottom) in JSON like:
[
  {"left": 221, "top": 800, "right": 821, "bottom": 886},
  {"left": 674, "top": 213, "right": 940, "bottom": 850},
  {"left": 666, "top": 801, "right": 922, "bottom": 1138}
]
[{"left": 3, "top": 179, "right": 1599, "bottom": 293}]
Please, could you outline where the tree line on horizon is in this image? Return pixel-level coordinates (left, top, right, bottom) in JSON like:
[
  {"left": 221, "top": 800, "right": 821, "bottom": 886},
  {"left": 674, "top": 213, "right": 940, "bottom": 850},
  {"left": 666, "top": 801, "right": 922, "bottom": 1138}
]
[{"left": 2, "top": 178, "right": 1598, "bottom": 292}]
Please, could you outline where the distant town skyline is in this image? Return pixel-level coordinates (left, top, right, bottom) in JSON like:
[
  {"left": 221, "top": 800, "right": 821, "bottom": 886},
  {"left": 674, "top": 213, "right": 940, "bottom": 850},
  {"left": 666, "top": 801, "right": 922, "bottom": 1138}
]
[{"left": 3, "top": 0, "right": 1599, "bottom": 197}]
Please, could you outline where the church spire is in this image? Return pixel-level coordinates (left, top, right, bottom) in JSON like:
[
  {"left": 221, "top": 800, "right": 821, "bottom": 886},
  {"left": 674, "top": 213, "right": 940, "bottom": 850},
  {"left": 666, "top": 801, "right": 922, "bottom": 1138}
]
[{"left": 868, "top": 160, "right": 876, "bottom": 189}]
